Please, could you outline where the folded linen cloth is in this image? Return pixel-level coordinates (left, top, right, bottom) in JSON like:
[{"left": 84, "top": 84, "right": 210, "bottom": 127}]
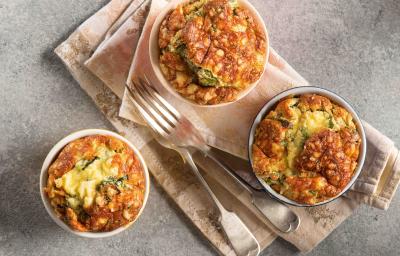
[
  {"left": 55, "top": 0, "right": 400, "bottom": 254},
  {"left": 85, "top": 0, "right": 400, "bottom": 210}
]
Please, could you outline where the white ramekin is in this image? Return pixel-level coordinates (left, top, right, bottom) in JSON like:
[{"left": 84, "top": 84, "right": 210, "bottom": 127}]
[
  {"left": 248, "top": 86, "right": 367, "bottom": 207},
  {"left": 149, "top": 0, "right": 270, "bottom": 107},
  {"left": 39, "top": 129, "right": 150, "bottom": 238}
]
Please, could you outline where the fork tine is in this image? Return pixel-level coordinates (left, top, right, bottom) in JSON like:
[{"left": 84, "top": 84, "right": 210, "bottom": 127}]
[
  {"left": 134, "top": 78, "right": 178, "bottom": 128},
  {"left": 131, "top": 81, "right": 176, "bottom": 133},
  {"left": 125, "top": 83, "right": 169, "bottom": 137},
  {"left": 130, "top": 80, "right": 176, "bottom": 134},
  {"left": 139, "top": 76, "right": 182, "bottom": 120}
]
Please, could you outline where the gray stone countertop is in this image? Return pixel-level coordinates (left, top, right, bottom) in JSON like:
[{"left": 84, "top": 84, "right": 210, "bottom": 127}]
[{"left": 0, "top": 0, "right": 399, "bottom": 255}]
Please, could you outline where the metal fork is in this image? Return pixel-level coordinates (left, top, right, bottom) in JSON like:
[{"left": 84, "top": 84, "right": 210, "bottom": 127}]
[
  {"left": 125, "top": 77, "right": 301, "bottom": 231},
  {"left": 126, "top": 79, "right": 260, "bottom": 256},
  {"left": 125, "top": 77, "right": 299, "bottom": 251},
  {"left": 127, "top": 77, "right": 301, "bottom": 231}
]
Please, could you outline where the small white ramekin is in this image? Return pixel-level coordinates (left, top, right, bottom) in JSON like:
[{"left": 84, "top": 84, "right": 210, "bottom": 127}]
[
  {"left": 149, "top": 0, "right": 270, "bottom": 107},
  {"left": 39, "top": 129, "right": 150, "bottom": 238},
  {"left": 248, "top": 86, "right": 367, "bottom": 207}
]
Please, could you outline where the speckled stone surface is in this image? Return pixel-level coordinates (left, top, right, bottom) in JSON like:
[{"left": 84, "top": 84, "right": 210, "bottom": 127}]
[{"left": 0, "top": 0, "right": 399, "bottom": 255}]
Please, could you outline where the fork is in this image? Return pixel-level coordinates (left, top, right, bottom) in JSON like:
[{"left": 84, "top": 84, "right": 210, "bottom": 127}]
[
  {"left": 126, "top": 79, "right": 261, "bottom": 256},
  {"left": 125, "top": 77, "right": 301, "bottom": 230},
  {"left": 127, "top": 77, "right": 302, "bottom": 231},
  {"left": 125, "top": 77, "right": 299, "bottom": 252}
]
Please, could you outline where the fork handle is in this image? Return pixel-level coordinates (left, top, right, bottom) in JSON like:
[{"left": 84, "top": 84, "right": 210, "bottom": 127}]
[
  {"left": 178, "top": 149, "right": 260, "bottom": 256},
  {"left": 202, "top": 149, "right": 300, "bottom": 233},
  {"left": 179, "top": 149, "right": 224, "bottom": 211},
  {"left": 203, "top": 150, "right": 254, "bottom": 194}
]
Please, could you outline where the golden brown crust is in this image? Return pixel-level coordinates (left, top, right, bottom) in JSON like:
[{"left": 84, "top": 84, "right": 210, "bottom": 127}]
[
  {"left": 297, "top": 129, "right": 360, "bottom": 193},
  {"left": 251, "top": 94, "right": 361, "bottom": 204},
  {"left": 298, "top": 94, "right": 332, "bottom": 112},
  {"left": 182, "top": 16, "right": 211, "bottom": 65},
  {"left": 45, "top": 135, "right": 145, "bottom": 232},
  {"left": 158, "top": 0, "right": 266, "bottom": 105},
  {"left": 254, "top": 119, "right": 286, "bottom": 159}
]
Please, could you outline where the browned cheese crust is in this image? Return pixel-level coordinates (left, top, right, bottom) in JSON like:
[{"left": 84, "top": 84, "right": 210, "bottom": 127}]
[
  {"left": 158, "top": 0, "right": 266, "bottom": 105},
  {"left": 45, "top": 135, "right": 145, "bottom": 232},
  {"left": 252, "top": 94, "right": 361, "bottom": 204}
]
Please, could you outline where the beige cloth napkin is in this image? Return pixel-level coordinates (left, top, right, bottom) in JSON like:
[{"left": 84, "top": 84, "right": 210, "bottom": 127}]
[
  {"left": 55, "top": 0, "right": 400, "bottom": 254},
  {"left": 85, "top": 0, "right": 400, "bottom": 210}
]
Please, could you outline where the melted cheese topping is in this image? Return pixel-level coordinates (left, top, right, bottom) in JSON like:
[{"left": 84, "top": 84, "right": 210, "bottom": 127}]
[
  {"left": 285, "top": 110, "right": 333, "bottom": 174},
  {"left": 301, "top": 111, "right": 331, "bottom": 134},
  {"left": 55, "top": 146, "right": 118, "bottom": 209},
  {"left": 252, "top": 94, "right": 361, "bottom": 204},
  {"left": 45, "top": 135, "right": 146, "bottom": 232}
]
